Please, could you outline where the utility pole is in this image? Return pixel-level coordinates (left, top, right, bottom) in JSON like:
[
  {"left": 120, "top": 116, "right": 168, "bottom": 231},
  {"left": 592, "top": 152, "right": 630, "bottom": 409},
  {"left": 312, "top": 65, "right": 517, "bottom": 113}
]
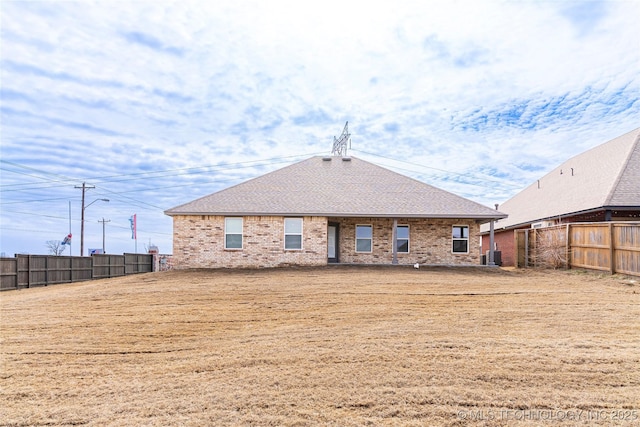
[
  {"left": 75, "top": 183, "right": 95, "bottom": 256},
  {"left": 68, "top": 200, "right": 72, "bottom": 256},
  {"left": 98, "top": 218, "right": 110, "bottom": 253}
]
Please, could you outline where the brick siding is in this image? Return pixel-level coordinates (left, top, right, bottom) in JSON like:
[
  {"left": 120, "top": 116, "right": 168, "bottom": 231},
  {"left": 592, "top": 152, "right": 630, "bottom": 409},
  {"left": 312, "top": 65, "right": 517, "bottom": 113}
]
[
  {"left": 172, "top": 215, "right": 481, "bottom": 268},
  {"left": 172, "top": 215, "right": 327, "bottom": 268},
  {"left": 482, "top": 229, "right": 516, "bottom": 266},
  {"left": 333, "top": 217, "right": 480, "bottom": 265}
]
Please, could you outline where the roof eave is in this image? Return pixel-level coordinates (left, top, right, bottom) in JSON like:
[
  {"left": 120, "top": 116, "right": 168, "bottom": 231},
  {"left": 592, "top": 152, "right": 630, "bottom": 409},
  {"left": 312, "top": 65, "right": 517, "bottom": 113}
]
[
  {"left": 165, "top": 210, "right": 507, "bottom": 221},
  {"left": 484, "top": 205, "right": 640, "bottom": 233}
]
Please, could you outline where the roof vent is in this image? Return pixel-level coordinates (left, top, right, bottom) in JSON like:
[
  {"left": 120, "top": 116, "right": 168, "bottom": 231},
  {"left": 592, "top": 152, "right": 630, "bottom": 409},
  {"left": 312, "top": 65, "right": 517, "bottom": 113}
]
[
  {"left": 342, "top": 157, "right": 352, "bottom": 162},
  {"left": 322, "top": 157, "right": 332, "bottom": 161}
]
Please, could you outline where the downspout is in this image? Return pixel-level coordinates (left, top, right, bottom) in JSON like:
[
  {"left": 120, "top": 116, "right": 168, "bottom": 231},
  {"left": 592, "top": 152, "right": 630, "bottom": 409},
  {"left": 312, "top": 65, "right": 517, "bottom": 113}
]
[
  {"left": 489, "top": 220, "right": 495, "bottom": 266},
  {"left": 605, "top": 210, "right": 612, "bottom": 221},
  {"left": 488, "top": 203, "right": 498, "bottom": 266}
]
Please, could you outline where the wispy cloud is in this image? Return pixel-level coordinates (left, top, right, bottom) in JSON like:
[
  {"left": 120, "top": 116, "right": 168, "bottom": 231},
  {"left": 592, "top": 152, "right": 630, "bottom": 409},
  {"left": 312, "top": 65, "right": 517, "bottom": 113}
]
[
  {"left": 2, "top": 60, "right": 126, "bottom": 88},
  {"left": 422, "top": 34, "right": 489, "bottom": 68},
  {"left": 122, "top": 31, "right": 186, "bottom": 57},
  {"left": 1, "top": 106, "right": 128, "bottom": 137},
  {"left": 451, "top": 83, "right": 639, "bottom": 132},
  {"left": 560, "top": 0, "right": 609, "bottom": 36},
  {"left": 292, "top": 109, "right": 333, "bottom": 127}
]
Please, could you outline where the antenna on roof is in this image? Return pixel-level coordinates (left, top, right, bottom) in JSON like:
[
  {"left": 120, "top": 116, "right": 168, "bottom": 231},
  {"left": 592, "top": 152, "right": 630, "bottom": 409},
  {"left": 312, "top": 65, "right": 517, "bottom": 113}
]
[{"left": 331, "top": 121, "right": 351, "bottom": 156}]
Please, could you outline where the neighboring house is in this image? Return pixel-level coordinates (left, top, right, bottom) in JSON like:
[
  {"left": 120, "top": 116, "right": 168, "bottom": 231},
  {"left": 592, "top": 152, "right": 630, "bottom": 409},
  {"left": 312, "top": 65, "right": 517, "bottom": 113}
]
[
  {"left": 481, "top": 127, "right": 640, "bottom": 267},
  {"left": 165, "top": 156, "right": 506, "bottom": 268}
]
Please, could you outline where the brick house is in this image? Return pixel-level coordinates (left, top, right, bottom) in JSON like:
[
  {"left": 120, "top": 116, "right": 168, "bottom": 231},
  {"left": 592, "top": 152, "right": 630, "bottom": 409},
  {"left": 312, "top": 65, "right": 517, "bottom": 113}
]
[
  {"left": 165, "top": 156, "right": 506, "bottom": 268},
  {"left": 481, "top": 127, "right": 640, "bottom": 267}
]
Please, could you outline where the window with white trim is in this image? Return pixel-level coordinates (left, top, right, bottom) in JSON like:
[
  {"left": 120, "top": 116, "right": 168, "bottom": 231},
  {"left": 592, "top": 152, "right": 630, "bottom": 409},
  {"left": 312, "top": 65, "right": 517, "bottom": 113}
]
[
  {"left": 225, "top": 217, "right": 243, "bottom": 249},
  {"left": 396, "top": 225, "right": 409, "bottom": 253},
  {"left": 452, "top": 225, "right": 469, "bottom": 253},
  {"left": 356, "top": 225, "right": 373, "bottom": 252},
  {"left": 284, "top": 218, "right": 303, "bottom": 250}
]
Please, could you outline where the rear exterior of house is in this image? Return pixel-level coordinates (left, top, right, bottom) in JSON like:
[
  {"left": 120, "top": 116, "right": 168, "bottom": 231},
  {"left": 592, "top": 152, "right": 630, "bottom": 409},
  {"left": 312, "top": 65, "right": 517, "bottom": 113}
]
[
  {"left": 171, "top": 215, "right": 481, "bottom": 268},
  {"left": 166, "top": 156, "right": 505, "bottom": 269}
]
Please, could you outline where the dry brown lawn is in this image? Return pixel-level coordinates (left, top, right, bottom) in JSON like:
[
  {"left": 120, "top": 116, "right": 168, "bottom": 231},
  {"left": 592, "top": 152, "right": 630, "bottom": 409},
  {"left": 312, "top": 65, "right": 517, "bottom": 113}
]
[{"left": 1, "top": 266, "right": 639, "bottom": 426}]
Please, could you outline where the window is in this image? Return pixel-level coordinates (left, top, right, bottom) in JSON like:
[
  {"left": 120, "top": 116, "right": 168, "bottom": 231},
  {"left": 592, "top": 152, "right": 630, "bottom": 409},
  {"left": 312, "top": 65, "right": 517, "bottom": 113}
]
[
  {"left": 225, "top": 217, "right": 243, "bottom": 249},
  {"left": 356, "top": 225, "right": 372, "bottom": 252},
  {"left": 452, "top": 225, "right": 469, "bottom": 253},
  {"left": 284, "top": 218, "right": 303, "bottom": 250},
  {"left": 396, "top": 225, "right": 409, "bottom": 253}
]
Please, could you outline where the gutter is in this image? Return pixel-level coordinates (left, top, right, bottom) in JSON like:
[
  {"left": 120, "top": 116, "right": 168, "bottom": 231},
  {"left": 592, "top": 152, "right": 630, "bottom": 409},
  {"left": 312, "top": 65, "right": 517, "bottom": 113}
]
[
  {"left": 479, "top": 205, "right": 639, "bottom": 234},
  {"left": 164, "top": 211, "right": 508, "bottom": 222}
]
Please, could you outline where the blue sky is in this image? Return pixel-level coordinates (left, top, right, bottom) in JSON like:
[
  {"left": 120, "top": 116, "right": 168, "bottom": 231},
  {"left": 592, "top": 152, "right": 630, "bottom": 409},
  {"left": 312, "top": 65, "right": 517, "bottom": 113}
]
[{"left": 1, "top": 0, "right": 638, "bottom": 256}]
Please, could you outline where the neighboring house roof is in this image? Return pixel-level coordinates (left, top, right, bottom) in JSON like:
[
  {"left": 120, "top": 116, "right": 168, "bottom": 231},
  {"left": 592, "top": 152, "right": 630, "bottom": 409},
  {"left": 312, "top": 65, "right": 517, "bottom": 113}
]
[
  {"left": 486, "top": 127, "right": 640, "bottom": 231},
  {"left": 165, "top": 156, "right": 506, "bottom": 222}
]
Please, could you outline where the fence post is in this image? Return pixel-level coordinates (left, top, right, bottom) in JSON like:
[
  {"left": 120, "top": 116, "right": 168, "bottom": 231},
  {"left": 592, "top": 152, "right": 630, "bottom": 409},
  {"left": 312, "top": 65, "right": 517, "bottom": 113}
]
[
  {"left": 524, "top": 230, "right": 529, "bottom": 268},
  {"left": 565, "top": 224, "right": 571, "bottom": 270},
  {"left": 609, "top": 222, "right": 615, "bottom": 275}
]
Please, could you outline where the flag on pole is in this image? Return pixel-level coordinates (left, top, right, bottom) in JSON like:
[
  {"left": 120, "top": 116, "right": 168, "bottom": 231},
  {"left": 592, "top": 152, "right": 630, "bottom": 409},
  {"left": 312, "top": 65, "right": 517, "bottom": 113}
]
[
  {"left": 129, "top": 214, "right": 137, "bottom": 239},
  {"left": 62, "top": 234, "right": 72, "bottom": 245}
]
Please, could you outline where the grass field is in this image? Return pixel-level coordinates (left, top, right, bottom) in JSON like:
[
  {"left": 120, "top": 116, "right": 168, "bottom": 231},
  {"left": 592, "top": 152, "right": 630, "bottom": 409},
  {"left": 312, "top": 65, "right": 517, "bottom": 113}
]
[{"left": 1, "top": 266, "right": 639, "bottom": 426}]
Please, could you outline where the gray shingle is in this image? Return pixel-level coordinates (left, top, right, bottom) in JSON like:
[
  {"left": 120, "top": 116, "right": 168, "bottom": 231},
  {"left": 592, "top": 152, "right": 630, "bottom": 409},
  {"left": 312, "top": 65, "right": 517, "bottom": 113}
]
[
  {"left": 165, "top": 156, "right": 506, "bottom": 221},
  {"left": 488, "top": 127, "right": 640, "bottom": 230}
]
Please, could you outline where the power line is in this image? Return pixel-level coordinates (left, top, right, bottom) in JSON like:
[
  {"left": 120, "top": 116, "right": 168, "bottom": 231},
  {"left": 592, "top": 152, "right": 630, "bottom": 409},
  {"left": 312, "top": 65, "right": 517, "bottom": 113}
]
[
  {"left": 0, "top": 153, "right": 326, "bottom": 212},
  {"left": 0, "top": 224, "right": 173, "bottom": 237},
  {"left": 0, "top": 210, "right": 69, "bottom": 220},
  {"left": 352, "top": 149, "right": 524, "bottom": 189},
  {"left": 0, "top": 160, "right": 79, "bottom": 186},
  {"left": 1, "top": 150, "right": 521, "bottom": 226},
  {"left": 0, "top": 226, "right": 66, "bottom": 235},
  {"left": 0, "top": 152, "right": 325, "bottom": 191},
  {"left": 82, "top": 174, "right": 250, "bottom": 196},
  {"left": 105, "top": 223, "right": 172, "bottom": 236},
  {"left": 0, "top": 196, "right": 79, "bottom": 205}
]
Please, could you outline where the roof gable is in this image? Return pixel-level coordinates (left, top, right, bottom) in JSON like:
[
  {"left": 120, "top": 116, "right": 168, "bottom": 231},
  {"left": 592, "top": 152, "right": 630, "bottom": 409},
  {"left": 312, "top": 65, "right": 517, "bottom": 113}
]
[
  {"left": 606, "top": 130, "right": 640, "bottom": 205},
  {"left": 165, "top": 156, "right": 505, "bottom": 221},
  {"left": 491, "top": 128, "right": 640, "bottom": 230}
]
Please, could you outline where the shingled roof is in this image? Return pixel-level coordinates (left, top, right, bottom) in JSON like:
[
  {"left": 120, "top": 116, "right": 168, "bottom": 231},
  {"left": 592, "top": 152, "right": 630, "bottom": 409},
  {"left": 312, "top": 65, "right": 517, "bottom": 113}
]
[
  {"left": 488, "top": 127, "right": 640, "bottom": 231},
  {"left": 165, "top": 156, "right": 506, "bottom": 222}
]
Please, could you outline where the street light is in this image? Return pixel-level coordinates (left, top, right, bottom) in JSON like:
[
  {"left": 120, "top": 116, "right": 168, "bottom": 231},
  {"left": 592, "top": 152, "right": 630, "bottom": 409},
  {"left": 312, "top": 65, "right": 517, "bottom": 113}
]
[{"left": 81, "top": 198, "right": 109, "bottom": 256}]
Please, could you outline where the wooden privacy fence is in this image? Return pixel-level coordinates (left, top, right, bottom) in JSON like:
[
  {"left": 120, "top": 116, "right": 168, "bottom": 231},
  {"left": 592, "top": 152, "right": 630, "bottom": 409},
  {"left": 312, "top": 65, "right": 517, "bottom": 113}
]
[
  {"left": 516, "top": 222, "right": 640, "bottom": 276},
  {"left": 0, "top": 253, "right": 154, "bottom": 291}
]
